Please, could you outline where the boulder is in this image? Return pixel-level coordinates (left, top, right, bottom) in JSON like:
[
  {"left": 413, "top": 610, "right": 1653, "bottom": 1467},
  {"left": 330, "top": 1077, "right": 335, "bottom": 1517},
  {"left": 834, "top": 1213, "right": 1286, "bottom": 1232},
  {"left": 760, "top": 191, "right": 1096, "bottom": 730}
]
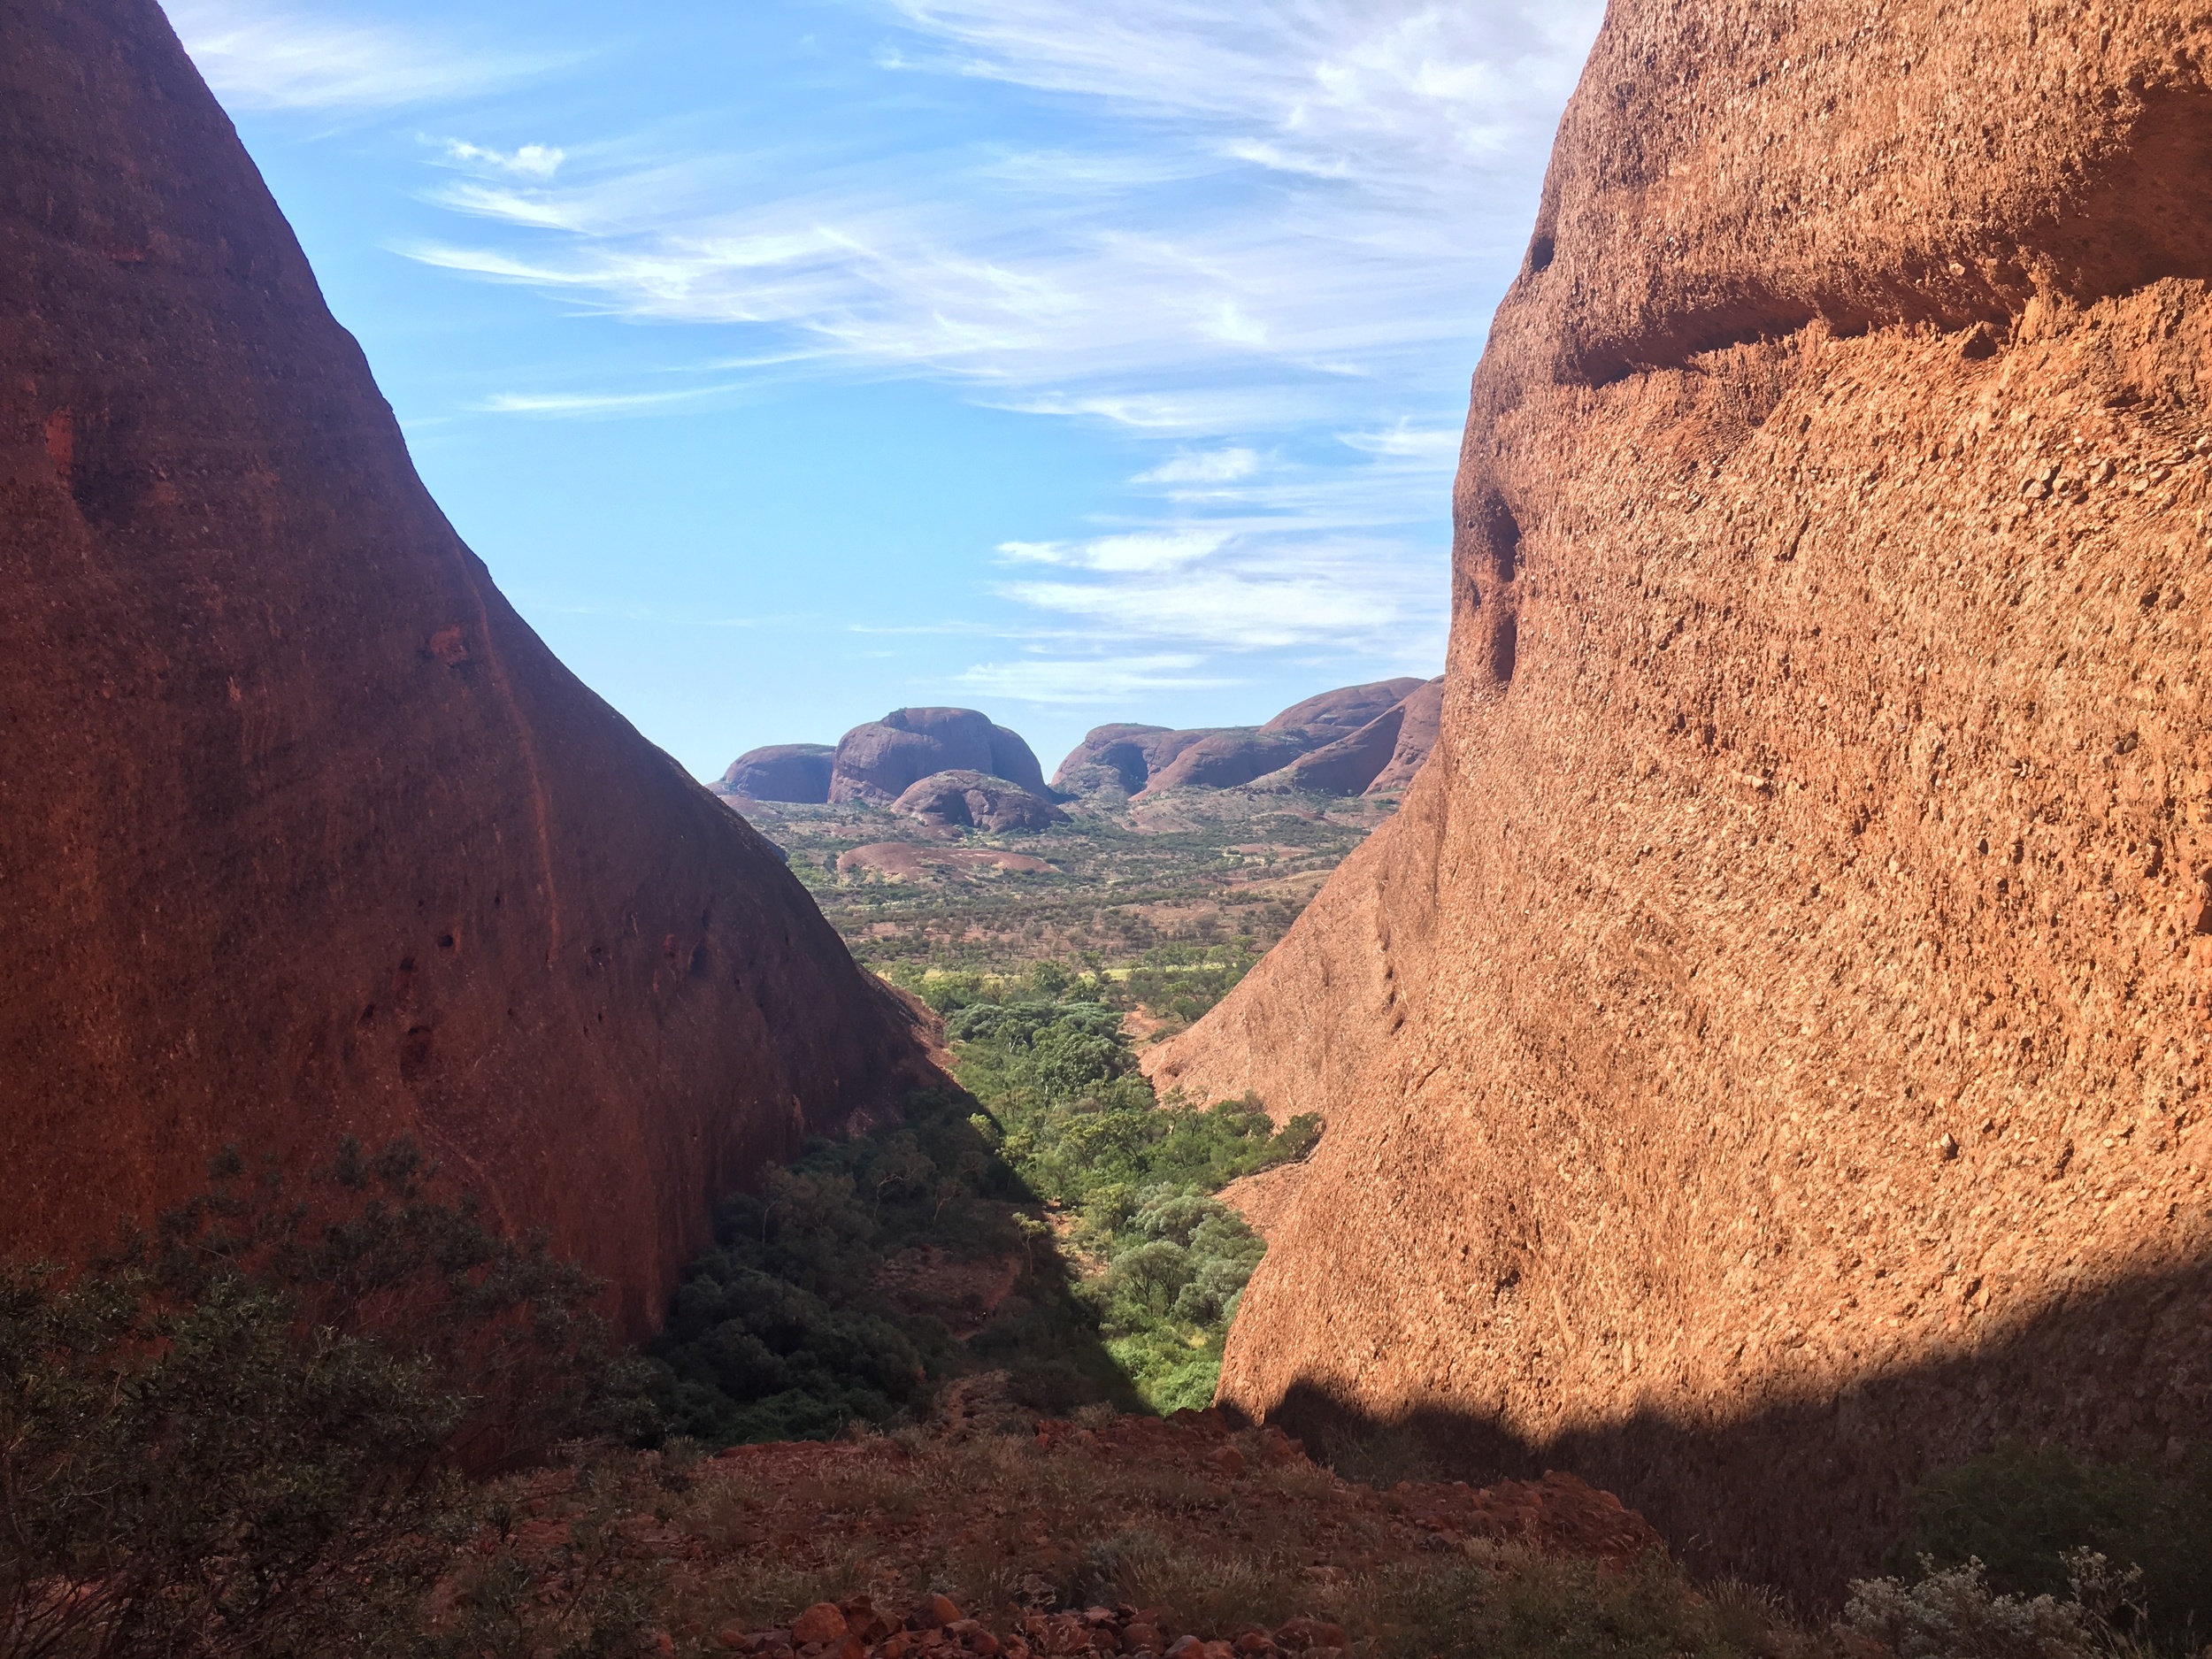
[
  {"left": 1053, "top": 725, "right": 1213, "bottom": 796},
  {"left": 1261, "top": 679, "right": 1425, "bottom": 734},
  {"left": 1145, "top": 0, "right": 2212, "bottom": 1604},
  {"left": 720, "top": 743, "right": 833, "bottom": 803},
  {"left": 892, "top": 770, "right": 1069, "bottom": 833},
  {"left": 0, "top": 0, "right": 940, "bottom": 1336},
  {"left": 829, "top": 708, "right": 1047, "bottom": 803}
]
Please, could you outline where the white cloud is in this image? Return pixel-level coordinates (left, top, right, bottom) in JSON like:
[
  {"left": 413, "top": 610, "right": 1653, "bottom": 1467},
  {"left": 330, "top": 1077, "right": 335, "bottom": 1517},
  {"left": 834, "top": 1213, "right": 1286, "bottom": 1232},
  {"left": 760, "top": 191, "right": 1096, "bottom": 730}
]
[
  {"left": 163, "top": 2, "right": 564, "bottom": 110},
  {"left": 954, "top": 653, "right": 1234, "bottom": 704},
  {"left": 997, "top": 530, "right": 1230, "bottom": 572},
  {"left": 1338, "top": 421, "right": 1463, "bottom": 457},
  {"left": 387, "top": 1, "right": 1601, "bottom": 427},
  {"left": 474, "top": 385, "right": 741, "bottom": 416},
  {"left": 442, "top": 140, "right": 566, "bottom": 179},
  {"left": 1134, "top": 448, "right": 1261, "bottom": 485},
  {"left": 996, "top": 531, "right": 1446, "bottom": 653}
]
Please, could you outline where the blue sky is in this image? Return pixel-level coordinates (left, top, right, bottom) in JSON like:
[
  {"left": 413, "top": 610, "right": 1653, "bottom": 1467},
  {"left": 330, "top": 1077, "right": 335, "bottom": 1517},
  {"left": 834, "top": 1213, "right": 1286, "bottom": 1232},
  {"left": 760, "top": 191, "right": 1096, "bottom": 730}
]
[{"left": 162, "top": 0, "right": 1601, "bottom": 781}]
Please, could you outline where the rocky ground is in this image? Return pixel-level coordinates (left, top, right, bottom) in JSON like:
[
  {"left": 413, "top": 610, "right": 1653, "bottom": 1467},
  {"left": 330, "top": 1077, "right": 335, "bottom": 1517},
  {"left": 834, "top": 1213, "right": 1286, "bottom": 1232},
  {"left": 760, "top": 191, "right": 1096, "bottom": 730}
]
[{"left": 426, "top": 1406, "right": 1821, "bottom": 1659}]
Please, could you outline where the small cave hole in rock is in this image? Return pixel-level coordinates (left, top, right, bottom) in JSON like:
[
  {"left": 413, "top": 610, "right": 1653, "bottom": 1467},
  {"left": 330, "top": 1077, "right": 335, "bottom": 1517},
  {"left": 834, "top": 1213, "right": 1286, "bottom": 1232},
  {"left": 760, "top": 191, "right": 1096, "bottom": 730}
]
[{"left": 1527, "top": 232, "right": 1555, "bottom": 273}]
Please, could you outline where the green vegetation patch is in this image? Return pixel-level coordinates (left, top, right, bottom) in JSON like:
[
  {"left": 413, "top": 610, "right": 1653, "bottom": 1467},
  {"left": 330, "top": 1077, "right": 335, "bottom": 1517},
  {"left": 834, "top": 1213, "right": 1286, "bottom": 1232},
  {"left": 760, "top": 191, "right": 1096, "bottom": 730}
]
[
  {"left": 0, "top": 1141, "right": 632, "bottom": 1659},
  {"left": 1885, "top": 1441, "right": 2212, "bottom": 1647},
  {"left": 648, "top": 965, "right": 1319, "bottom": 1436}
]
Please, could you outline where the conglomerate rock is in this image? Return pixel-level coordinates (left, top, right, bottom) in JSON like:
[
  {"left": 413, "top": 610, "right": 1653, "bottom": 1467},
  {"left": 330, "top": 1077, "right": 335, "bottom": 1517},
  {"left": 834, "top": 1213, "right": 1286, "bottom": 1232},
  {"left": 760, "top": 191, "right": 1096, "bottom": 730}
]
[
  {"left": 1358, "top": 678, "right": 1444, "bottom": 795},
  {"left": 1150, "top": 0, "right": 2212, "bottom": 1602},
  {"left": 0, "top": 0, "right": 940, "bottom": 1333}
]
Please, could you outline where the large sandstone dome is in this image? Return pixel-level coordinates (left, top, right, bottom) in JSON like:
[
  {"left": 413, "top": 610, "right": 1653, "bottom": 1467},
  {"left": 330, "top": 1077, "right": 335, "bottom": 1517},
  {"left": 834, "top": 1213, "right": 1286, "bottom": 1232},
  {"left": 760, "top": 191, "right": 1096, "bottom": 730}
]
[
  {"left": 830, "top": 708, "right": 1048, "bottom": 804},
  {"left": 0, "top": 0, "right": 939, "bottom": 1333},
  {"left": 1153, "top": 0, "right": 2212, "bottom": 1602}
]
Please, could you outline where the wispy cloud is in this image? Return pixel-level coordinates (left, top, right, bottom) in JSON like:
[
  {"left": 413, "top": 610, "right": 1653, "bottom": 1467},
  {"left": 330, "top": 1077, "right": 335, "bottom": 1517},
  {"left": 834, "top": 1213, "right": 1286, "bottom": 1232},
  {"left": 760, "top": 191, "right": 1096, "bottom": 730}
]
[
  {"left": 1134, "top": 448, "right": 1262, "bottom": 485},
  {"left": 442, "top": 139, "right": 566, "bottom": 179},
  {"left": 164, "top": 2, "right": 565, "bottom": 110},
  {"left": 346, "top": 0, "right": 1586, "bottom": 712},
  {"left": 474, "top": 384, "right": 741, "bottom": 416},
  {"left": 997, "top": 530, "right": 1231, "bottom": 572},
  {"left": 954, "top": 652, "right": 1236, "bottom": 704}
]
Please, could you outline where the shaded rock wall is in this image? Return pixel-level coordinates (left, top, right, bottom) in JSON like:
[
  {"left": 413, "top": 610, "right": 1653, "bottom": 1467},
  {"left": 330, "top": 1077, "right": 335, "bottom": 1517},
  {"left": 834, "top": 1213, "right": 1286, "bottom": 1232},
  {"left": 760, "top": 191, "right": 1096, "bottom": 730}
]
[
  {"left": 0, "top": 0, "right": 940, "bottom": 1333},
  {"left": 1156, "top": 0, "right": 2212, "bottom": 1602}
]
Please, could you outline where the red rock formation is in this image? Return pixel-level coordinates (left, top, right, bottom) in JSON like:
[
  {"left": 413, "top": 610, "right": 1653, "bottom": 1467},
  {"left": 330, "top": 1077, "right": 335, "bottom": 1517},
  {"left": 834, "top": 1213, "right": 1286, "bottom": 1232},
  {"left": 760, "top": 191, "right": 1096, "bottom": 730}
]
[
  {"left": 1359, "top": 678, "right": 1442, "bottom": 795},
  {"left": 0, "top": 0, "right": 940, "bottom": 1333},
  {"left": 721, "top": 744, "right": 834, "bottom": 803},
  {"left": 1052, "top": 725, "right": 1202, "bottom": 796},
  {"left": 1260, "top": 679, "right": 1445, "bottom": 796},
  {"left": 1262, "top": 679, "right": 1425, "bottom": 734},
  {"left": 892, "top": 770, "right": 1070, "bottom": 833},
  {"left": 1141, "top": 729, "right": 1319, "bottom": 795},
  {"left": 1055, "top": 683, "right": 1434, "bottom": 798},
  {"left": 1151, "top": 0, "right": 2212, "bottom": 1601},
  {"left": 830, "top": 709, "right": 1048, "bottom": 803}
]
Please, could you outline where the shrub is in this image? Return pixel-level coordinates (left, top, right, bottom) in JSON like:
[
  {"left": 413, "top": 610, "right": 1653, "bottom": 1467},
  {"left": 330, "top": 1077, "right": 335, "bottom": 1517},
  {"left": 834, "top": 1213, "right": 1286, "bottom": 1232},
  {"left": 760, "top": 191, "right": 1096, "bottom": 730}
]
[
  {"left": 0, "top": 1139, "right": 623, "bottom": 1659},
  {"left": 1887, "top": 1444, "right": 2212, "bottom": 1643}
]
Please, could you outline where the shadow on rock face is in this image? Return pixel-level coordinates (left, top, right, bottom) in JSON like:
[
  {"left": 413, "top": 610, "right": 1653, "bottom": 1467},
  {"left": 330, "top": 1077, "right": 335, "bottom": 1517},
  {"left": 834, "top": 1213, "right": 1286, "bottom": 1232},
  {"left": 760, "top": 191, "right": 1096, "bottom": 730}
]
[{"left": 1255, "top": 1250, "right": 2212, "bottom": 1613}]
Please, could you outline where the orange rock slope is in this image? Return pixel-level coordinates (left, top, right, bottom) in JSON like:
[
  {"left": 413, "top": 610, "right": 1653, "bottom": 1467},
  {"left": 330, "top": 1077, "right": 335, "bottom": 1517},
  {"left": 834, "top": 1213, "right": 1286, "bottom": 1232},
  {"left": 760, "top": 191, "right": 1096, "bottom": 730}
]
[
  {"left": 0, "top": 0, "right": 939, "bottom": 1331},
  {"left": 1150, "top": 0, "right": 2212, "bottom": 1602}
]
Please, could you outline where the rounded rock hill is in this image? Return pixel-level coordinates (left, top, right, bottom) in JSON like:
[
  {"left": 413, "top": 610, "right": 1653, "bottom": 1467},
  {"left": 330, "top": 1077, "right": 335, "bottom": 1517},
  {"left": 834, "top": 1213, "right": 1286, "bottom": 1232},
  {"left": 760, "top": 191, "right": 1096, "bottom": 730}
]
[
  {"left": 1148, "top": 0, "right": 2212, "bottom": 1604},
  {"left": 0, "top": 0, "right": 940, "bottom": 1335},
  {"left": 830, "top": 709, "right": 1048, "bottom": 804}
]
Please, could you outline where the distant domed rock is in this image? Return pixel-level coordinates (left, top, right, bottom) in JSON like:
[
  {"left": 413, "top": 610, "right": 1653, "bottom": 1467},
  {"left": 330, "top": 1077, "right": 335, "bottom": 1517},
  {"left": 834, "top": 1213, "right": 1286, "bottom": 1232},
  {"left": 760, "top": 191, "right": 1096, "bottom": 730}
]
[
  {"left": 893, "top": 770, "right": 1071, "bottom": 833},
  {"left": 720, "top": 743, "right": 833, "bottom": 803},
  {"left": 1259, "top": 676, "right": 1446, "bottom": 796},
  {"left": 1262, "top": 679, "right": 1426, "bottom": 734},
  {"left": 1141, "top": 726, "right": 1325, "bottom": 794},
  {"left": 829, "top": 708, "right": 1048, "bottom": 803},
  {"left": 1361, "top": 676, "right": 1443, "bottom": 795},
  {"left": 1052, "top": 725, "right": 1213, "bottom": 796}
]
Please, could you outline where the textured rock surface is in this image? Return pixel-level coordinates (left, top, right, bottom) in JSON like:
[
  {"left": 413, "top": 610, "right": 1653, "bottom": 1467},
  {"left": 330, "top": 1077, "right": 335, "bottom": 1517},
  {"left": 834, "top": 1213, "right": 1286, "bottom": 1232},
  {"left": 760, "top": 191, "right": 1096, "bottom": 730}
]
[
  {"left": 1262, "top": 680, "right": 1426, "bottom": 735},
  {"left": 892, "top": 770, "right": 1070, "bottom": 833},
  {"left": 721, "top": 744, "right": 834, "bottom": 803},
  {"left": 1359, "top": 678, "right": 1444, "bottom": 795},
  {"left": 830, "top": 709, "right": 1047, "bottom": 803},
  {"left": 0, "top": 0, "right": 940, "bottom": 1333},
  {"left": 1155, "top": 0, "right": 2212, "bottom": 1602}
]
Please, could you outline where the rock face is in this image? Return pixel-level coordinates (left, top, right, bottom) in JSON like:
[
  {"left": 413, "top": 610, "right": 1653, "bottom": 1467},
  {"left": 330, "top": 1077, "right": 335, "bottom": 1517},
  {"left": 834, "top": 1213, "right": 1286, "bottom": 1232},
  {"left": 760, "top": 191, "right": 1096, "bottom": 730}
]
[
  {"left": 0, "top": 0, "right": 940, "bottom": 1335},
  {"left": 1152, "top": 0, "right": 2212, "bottom": 1603},
  {"left": 1051, "top": 725, "right": 1201, "bottom": 796},
  {"left": 1052, "top": 683, "right": 1439, "bottom": 797},
  {"left": 721, "top": 744, "right": 834, "bottom": 803},
  {"left": 1262, "top": 680, "right": 1426, "bottom": 735},
  {"left": 1141, "top": 727, "right": 1323, "bottom": 795},
  {"left": 1359, "top": 678, "right": 1444, "bottom": 795},
  {"left": 830, "top": 709, "right": 1048, "bottom": 803},
  {"left": 892, "top": 771, "right": 1070, "bottom": 833},
  {"left": 1261, "top": 678, "right": 1446, "bottom": 796}
]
